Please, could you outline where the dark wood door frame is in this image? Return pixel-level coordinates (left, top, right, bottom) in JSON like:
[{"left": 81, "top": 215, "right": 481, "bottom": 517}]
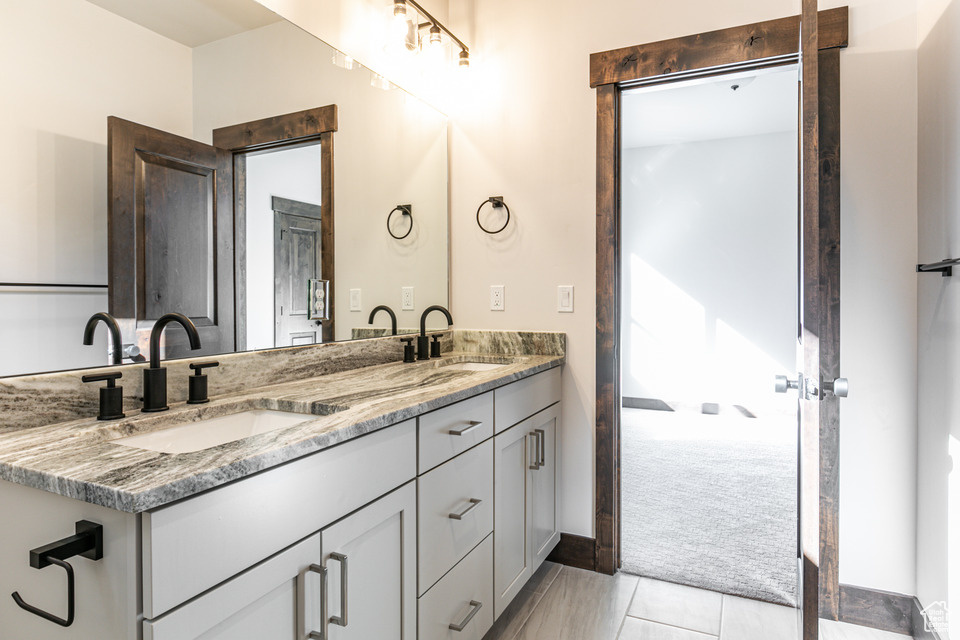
[
  {"left": 212, "top": 105, "right": 338, "bottom": 348},
  {"left": 590, "top": 6, "right": 847, "bottom": 623}
]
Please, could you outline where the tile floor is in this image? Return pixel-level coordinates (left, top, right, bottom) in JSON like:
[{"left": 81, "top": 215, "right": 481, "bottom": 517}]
[{"left": 483, "top": 563, "right": 911, "bottom": 640}]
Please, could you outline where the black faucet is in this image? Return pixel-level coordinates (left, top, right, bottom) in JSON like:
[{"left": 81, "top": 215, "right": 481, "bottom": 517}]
[
  {"left": 82, "top": 312, "right": 123, "bottom": 365},
  {"left": 143, "top": 313, "right": 201, "bottom": 412},
  {"left": 418, "top": 305, "right": 453, "bottom": 360},
  {"left": 368, "top": 305, "right": 398, "bottom": 336}
]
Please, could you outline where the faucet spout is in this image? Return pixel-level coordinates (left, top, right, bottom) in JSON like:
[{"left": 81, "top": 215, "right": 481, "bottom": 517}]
[
  {"left": 369, "top": 305, "right": 398, "bottom": 336},
  {"left": 148, "top": 313, "right": 201, "bottom": 369},
  {"left": 142, "top": 313, "right": 202, "bottom": 412},
  {"left": 417, "top": 305, "right": 453, "bottom": 360},
  {"left": 83, "top": 312, "right": 123, "bottom": 365},
  {"left": 419, "top": 305, "right": 453, "bottom": 337}
]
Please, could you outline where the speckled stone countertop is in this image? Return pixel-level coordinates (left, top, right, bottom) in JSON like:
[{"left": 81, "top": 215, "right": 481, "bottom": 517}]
[{"left": 0, "top": 351, "right": 562, "bottom": 513}]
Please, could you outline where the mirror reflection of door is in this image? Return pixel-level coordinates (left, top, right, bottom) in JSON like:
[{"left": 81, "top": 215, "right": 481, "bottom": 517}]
[
  {"left": 273, "top": 199, "right": 324, "bottom": 347},
  {"left": 107, "top": 117, "right": 235, "bottom": 359}
]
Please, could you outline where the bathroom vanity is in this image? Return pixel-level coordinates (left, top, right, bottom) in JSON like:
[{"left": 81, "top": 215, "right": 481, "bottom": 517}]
[{"left": 0, "top": 334, "right": 563, "bottom": 640}]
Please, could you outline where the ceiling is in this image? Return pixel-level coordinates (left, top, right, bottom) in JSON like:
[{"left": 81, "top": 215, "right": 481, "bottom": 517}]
[
  {"left": 86, "top": 0, "right": 281, "bottom": 48},
  {"left": 621, "top": 66, "right": 799, "bottom": 149}
]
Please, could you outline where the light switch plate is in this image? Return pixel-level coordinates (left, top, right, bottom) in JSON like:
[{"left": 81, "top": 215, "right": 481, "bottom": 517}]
[
  {"left": 490, "top": 285, "right": 505, "bottom": 311},
  {"left": 401, "top": 286, "right": 415, "bottom": 310},
  {"left": 558, "top": 285, "right": 574, "bottom": 312},
  {"left": 350, "top": 288, "right": 362, "bottom": 311}
]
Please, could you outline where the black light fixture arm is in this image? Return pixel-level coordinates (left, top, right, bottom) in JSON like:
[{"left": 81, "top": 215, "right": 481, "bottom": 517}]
[{"left": 403, "top": 0, "right": 469, "bottom": 53}]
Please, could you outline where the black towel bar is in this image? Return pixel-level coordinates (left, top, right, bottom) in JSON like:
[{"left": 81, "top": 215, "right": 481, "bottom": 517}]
[{"left": 917, "top": 258, "right": 960, "bottom": 277}]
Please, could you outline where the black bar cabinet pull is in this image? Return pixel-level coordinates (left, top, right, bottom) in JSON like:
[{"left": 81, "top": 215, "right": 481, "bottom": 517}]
[{"left": 10, "top": 520, "right": 104, "bottom": 628}]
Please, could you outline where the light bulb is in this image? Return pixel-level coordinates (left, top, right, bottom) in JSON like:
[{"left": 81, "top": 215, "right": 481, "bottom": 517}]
[
  {"left": 393, "top": 0, "right": 406, "bottom": 17},
  {"left": 429, "top": 25, "right": 442, "bottom": 47}
]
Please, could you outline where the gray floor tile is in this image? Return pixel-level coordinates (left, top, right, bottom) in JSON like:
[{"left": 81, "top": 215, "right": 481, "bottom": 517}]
[
  {"left": 513, "top": 566, "right": 639, "bottom": 640},
  {"left": 719, "top": 595, "right": 799, "bottom": 640},
  {"left": 818, "top": 620, "right": 911, "bottom": 640},
  {"left": 628, "top": 577, "right": 723, "bottom": 635},
  {"left": 619, "top": 616, "right": 718, "bottom": 639},
  {"left": 484, "top": 562, "right": 564, "bottom": 640}
]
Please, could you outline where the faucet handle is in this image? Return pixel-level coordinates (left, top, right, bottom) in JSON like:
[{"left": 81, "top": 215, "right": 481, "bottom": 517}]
[
  {"left": 189, "top": 361, "right": 220, "bottom": 374},
  {"left": 81, "top": 372, "right": 125, "bottom": 421},
  {"left": 401, "top": 338, "right": 416, "bottom": 363},
  {"left": 430, "top": 334, "right": 443, "bottom": 358},
  {"left": 188, "top": 361, "right": 219, "bottom": 405}
]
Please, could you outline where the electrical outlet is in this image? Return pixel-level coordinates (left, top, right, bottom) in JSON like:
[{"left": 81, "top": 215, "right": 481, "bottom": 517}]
[
  {"left": 350, "top": 288, "right": 362, "bottom": 311},
  {"left": 401, "top": 286, "right": 415, "bottom": 310},
  {"left": 558, "top": 285, "right": 574, "bottom": 312},
  {"left": 490, "top": 285, "right": 505, "bottom": 311}
]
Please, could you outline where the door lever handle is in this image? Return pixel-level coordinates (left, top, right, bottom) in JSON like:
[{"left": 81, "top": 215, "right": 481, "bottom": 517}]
[
  {"left": 822, "top": 378, "right": 849, "bottom": 398},
  {"left": 774, "top": 375, "right": 800, "bottom": 394}
]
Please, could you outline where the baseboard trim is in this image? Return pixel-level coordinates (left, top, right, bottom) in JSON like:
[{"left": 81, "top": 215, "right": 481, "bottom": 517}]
[
  {"left": 837, "top": 584, "right": 918, "bottom": 637},
  {"left": 546, "top": 533, "right": 596, "bottom": 572}
]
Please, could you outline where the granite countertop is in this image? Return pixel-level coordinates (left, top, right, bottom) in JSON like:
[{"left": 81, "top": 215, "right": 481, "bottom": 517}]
[{"left": 0, "top": 352, "right": 562, "bottom": 513}]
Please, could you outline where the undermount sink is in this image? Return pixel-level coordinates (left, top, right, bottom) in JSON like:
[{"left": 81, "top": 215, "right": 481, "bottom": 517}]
[
  {"left": 112, "top": 409, "right": 318, "bottom": 454},
  {"left": 440, "top": 362, "right": 511, "bottom": 372}
]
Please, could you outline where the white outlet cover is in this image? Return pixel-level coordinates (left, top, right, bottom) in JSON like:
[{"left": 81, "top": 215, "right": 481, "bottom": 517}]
[
  {"left": 401, "top": 286, "right": 414, "bottom": 310},
  {"left": 349, "top": 288, "right": 362, "bottom": 311},
  {"left": 558, "top": 285, "right": 574, "bottom": 312},
  {"left": 490, "top": 285, "right": 505, "bottom": 311}
]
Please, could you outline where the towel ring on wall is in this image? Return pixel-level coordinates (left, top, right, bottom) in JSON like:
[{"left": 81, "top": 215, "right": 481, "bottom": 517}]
[
  {"left": 387, "top": 204, "right": 413, "bottom": 240},
  {"left": 476, "top": 196, "right": 510, "bottom": 235}
]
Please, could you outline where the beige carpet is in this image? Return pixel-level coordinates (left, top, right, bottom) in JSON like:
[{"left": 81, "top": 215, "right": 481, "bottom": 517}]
[{"left": 619, "top": 407, "right": 799, "bottom": 606}]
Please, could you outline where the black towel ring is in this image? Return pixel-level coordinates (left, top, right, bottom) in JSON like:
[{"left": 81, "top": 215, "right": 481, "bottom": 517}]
[
  {"left": 477, "top": 196, "right": 510, "bottom": 235},
  {"left": 387, "top": 204, "right": 413, "bottom": 240}
]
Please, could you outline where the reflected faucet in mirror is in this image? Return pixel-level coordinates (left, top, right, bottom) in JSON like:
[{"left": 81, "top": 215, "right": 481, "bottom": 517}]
[
  {"left": 368, "top": 305, "right": 398, "bottom": 336},
  {"left": 83, "top": 313, "right": 144, "bottom": 364},
  {"left": 418, "top": 305, "right": 453, "bottom": 360},
  {"left": 142, "top": 313, "right": 202, "bottom": 413}
]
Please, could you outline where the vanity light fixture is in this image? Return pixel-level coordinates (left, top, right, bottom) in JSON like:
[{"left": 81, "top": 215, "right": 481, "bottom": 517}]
[{"left": 388, "top": 0, "right": 470, "bottom": 70}]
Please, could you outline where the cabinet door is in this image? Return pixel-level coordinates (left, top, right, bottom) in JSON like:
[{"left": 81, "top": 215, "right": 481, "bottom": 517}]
[
  {"left": 528, "top": 404, "right": 561, "bottom": 569},
  {"left": 143, "top": 532, "right": 323, "bottom": 640},
  {"left": 323, "top": 481, "right": 417, "bottom": 640},
  {"left": 493, "top": 422, "right": 533, "bottom": 618}
]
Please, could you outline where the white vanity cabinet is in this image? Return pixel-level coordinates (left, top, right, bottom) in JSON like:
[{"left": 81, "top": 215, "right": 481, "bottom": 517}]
[
  {"left": 143, "top": 482, "right": 416, "bottom": 640},
  {"left": 0, "top": 365, "right": 562, "bottom": 640},
  {"left": 493, "top": 403, "right": 561, "bottom": 617}
]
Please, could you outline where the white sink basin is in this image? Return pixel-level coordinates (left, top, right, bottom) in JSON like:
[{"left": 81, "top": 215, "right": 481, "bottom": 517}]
[
  {"left": 440, "top": 362, "right": 510, "bottom": 372},
  {"left": 113, "top": 409, "right": 315, "bottom": 454}
]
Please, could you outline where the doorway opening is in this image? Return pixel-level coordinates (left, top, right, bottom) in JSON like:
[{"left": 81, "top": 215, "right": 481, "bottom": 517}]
[
  {"left": 242, "top": 143, "right": 325, "bottom": 350},
  {"left": 618, "top": 65, "right": 800, "bottom": 607}
]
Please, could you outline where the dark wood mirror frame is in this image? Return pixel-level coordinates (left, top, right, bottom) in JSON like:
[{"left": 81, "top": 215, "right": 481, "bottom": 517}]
[{"left": 570, "top": 6, "right": 850, "bottom": 636}]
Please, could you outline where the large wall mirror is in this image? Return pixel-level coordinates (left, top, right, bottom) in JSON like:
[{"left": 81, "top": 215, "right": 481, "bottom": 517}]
[{"left": 0, "top": 0, "right": 449, "bottom": 377}]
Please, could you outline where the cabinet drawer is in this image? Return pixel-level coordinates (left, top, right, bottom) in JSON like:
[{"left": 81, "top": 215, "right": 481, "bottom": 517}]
[
  {"left": 418, "top": 392, "right": 494, "bottom": 473},
  {"left": 142, "top": 420, "right": 416, "bottom": 619},
  {"left": 494, "top": 367, "right": 561, "bottom": 433},
  {"left": 418, "top": 535, "right": 494, "bottom": 640},
  {"left": 418, "top": 440, "right": 493, "bottom": 595}
]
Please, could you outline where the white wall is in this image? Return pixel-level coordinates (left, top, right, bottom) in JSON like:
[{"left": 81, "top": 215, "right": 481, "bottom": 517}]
[
  {"left": 245, "top": 145, "right": 324, "bottom": 350},
  {"left": 621, "top": 132, "right": 798, "bottom": 414},
  {"left": 445, "top": 0, "right": 920, "bottom": 595},
  {"left": 192, "top": 20, "right": 449, "bottom": 341},
  {"left": 917, "top": 0, "right": 960, "bottom": 632},
  {"left": 0, "top": 0, "right": 193, "bottom": 376}
]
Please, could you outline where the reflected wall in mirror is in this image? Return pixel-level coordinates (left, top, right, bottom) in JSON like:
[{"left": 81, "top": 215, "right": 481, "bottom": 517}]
[{"left": 0, "top": 0, "right": 449, "bottom": 377}]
